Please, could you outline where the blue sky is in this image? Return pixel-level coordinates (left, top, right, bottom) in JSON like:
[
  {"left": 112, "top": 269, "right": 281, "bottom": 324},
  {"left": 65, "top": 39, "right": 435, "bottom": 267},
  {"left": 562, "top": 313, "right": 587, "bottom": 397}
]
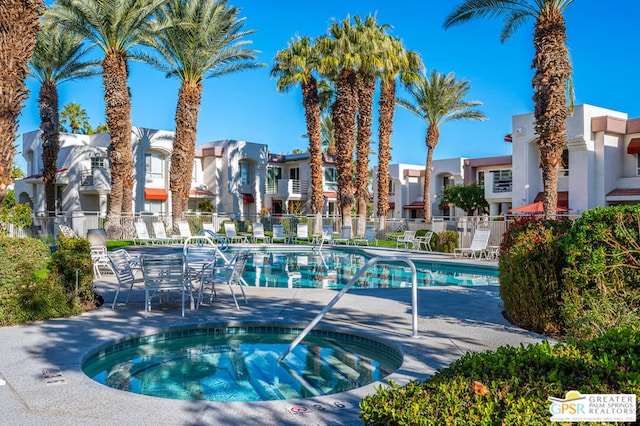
[{"left": 17, "top": 0, "right": 640, "bottom": 168}]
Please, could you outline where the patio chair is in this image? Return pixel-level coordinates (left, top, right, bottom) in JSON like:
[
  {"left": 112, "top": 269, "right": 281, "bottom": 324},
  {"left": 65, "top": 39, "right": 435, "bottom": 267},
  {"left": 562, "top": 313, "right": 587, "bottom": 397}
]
[
  {"left": 134, "top": 221, "right": 160, "bottom": 245},
  {"left": 224, "top": 222, "right": 249, "bottom": 244},
  {"left": 272, "top": 224, "right": 286, "bottom": 243},
  {"left": 454, "top": 228, "right": 491, "bottom": 259},
  {"left": 198, "top": 251, "right": 249, "bottom": 310},
  {"left": 251, "top": 222, "right": 271, "bottom": 244},
  {"left": 58, "top": 224, "right": 77, "bottom": 238},
  {"left": 415, "top": 231, "right": 434, "bottom": 251},
  {"left": 395, "top": 231, "right": 417, "bottom": 249},
  {"left": 90, "top": 245, "right": 114, "bottom": 278},
  {"left": 140, "top": 253, "right": 191, "bottom": 318},
  {"left": 315, "top": 226, "right": 333, "bottom": 248},
  {"left": 352, "top": 225, "right": 377, "bottom": 246},
  {"left": 294, "top": 223, "right": 310, "bottom": 244},
  {"left": 108, "top": 249, "right": 140, "bottom": 309},
  {"left": 152, "top": 221, "right": 181, "bottom": 244},
  {"left": 333, "top": 226, "right": 352, "bottom": 245},
  {"left": 174, "top": 221, "right": 193, "bottom": 240}
]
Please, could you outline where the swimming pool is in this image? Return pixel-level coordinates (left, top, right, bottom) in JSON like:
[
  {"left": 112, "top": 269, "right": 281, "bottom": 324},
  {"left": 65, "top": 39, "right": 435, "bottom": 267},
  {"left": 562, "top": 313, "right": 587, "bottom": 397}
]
[
  {"left": 82, "top": 325, "right": 402, "bottom": 402},
  {"left": 230, "top": 247, "right": 499, "bottom": 289}
]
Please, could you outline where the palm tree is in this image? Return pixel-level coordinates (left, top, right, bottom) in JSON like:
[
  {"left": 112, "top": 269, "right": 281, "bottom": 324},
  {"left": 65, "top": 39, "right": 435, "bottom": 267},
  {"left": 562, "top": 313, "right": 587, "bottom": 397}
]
[
  {"left": 59, "top": 102, "right": 91, "bottom": 134},
  {"left": 271, "top": 36, "right": 324, "bottom": 235},
  {"left": 318, "top": 16, "right": 362, "bottom": 230},
  {"left": 397, "top": 70, "right": 486, "bottom": 222},
  {"left": 141, "top": 0, "right": 261, "bottom": 225},
  {"left": 48, "top": 0, "right": 167, "bottom": 237},
  {"left": 444, "top": 0, "right": 574, "bottom": 217},
  {"left": 375, "top": 36, "right": 422, "bottom": 232},
  {"left": 29, "top": 19, "right": 99, "bottom": 213},
  {"left": 0, "top": 0, "right": 43, "bottom": 203}
]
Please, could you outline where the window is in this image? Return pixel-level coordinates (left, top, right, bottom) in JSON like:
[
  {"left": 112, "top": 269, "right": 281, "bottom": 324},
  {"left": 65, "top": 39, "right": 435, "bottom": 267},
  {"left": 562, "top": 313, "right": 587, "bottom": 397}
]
[
  {"left": 477, "top": 171, "right": 485, "bottom": 187},
  {"left": 492, "top": 169, "right": 512, "bottom": 193},
  {"left": 637, "top": 154, "right": 640, "bottom": 176},
  {"left": 290, "top": 167, "right": 300, "bottom": 180},
  {"left": 267, "top": 166, "right": 281, "bottom": 194},
  {"left": 145, "top": 153, "right": 164, "bottom": 180},
  {"left": 442, "top": 176, "right": 453, "bottom": 187},
  {"left": 240, "top": 162, "right": 251, "bottom": 185},
  {"left": 324, "top": 167, "right": 337, "bottom": 189},
  {"left": 91, "top": 156, "right": 107, "bottom": 169},
  {"left": 144, "top": 199, "right": 165, "bottom": 214},
  {"left": 559, "top": 148, "right": 569, "bottom": 176},
  {"left": 388, "top": 177, "right": 395, "bottom": 196}
]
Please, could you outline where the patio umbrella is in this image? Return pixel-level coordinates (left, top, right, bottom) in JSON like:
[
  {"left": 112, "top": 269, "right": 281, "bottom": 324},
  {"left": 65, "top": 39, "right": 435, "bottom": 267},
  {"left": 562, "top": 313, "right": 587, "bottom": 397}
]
[{"left": 508, "top": 201, "right": 569, "bottom": 214}]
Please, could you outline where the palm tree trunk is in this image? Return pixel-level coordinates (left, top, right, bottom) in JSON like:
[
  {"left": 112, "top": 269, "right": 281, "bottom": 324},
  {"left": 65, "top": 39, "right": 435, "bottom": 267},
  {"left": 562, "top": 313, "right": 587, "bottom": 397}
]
[
  {"left": 103, "top": 53, "right": 133, "bottom": 237},
  {"left": 376, "top": 78, "right": 395, "bottom": 232},
  {"left": 423, "top": 126, "right": 439, "bottom": 222},
  {"left": 302, "top": 77, "right": 323, "bottom": 236},
  {"left": 0, "top": 0, "right": 43, "bottom": 202},
  {"left": 38, "top": 82, "right": 59, "bottom": 214},
  {"left": 356, "top": 75, "right": 375, "bottom": 236},
  {"left": 171, "top": 83, "right": 202, "bottom": 226},
  {"left": 532, "top": 12, "right": 571, "bottom": 217},
  {"left": 333, "top": 68, "right": 358, "bottom": 229}
]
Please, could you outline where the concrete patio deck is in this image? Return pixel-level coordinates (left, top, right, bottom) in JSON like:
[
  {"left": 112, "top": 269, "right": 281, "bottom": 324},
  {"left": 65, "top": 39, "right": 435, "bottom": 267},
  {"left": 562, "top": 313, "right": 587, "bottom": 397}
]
[{"left": 0, "top": 246, "right": 547, "bottom": 425}]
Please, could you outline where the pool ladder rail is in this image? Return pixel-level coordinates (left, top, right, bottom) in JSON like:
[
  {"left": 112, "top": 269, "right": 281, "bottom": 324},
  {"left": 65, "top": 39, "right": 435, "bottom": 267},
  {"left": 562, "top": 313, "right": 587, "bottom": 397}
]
[{"left": 278, "top": 255, "right": 419, "bottom": 362}]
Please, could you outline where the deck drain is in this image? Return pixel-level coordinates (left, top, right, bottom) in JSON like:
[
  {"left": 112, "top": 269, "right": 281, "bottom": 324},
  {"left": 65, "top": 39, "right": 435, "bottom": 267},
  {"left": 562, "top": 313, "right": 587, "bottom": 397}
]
[{"left": 42, "top": 368, "right": 66, "bottom": 385}]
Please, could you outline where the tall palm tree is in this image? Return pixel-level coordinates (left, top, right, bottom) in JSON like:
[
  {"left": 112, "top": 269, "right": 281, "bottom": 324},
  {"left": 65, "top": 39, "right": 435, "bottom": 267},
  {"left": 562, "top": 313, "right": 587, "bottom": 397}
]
[
  {"left": 444, "top": 0, "right": 574, "bottom": 217},
  {"left": 48, "top": 0, "right": 167, "bottom": 237},
  {"left": 375, "top": 36, "right": 422, "bottom": 232},
  {"left": 318, "top": 16, "right": 362, "bottom": 230},
  {"left": 30, "top": 19, "right": 99, "bottom": 213},
  {"left": 141, "top": 0, "right": 261, "bottom": 224},
  {"left": 0, "top": 0, "right": 43, "bottom": 203},
  {"left": 354, "top": 15, "right": 387, "bottom": 236},
  {"left": 59, "top": 102, "right": 92, "bottom": 134},
  {"left": 397, "top": 70, "right": 486, "bottom": 222},
  {"left": 271, "top": 36, "right": 323, "bottom": 235}
]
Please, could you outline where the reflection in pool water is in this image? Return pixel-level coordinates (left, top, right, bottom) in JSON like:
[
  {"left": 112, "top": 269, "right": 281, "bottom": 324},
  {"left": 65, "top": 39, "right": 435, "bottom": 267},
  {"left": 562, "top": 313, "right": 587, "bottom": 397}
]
[{"left": 236, "top": 248, "right": 498, "bottom": 289}]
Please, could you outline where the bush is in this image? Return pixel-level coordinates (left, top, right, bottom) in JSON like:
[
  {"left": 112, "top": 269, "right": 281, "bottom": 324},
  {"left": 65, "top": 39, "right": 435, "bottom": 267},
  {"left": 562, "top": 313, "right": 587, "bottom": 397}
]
[
  {"left": 562, "top": 205, "right": 640, "bottom": 339},
  {"left": 431, "top": 230, "right": 457, "bottom": 253},
  {"left": 499, "top": 217, "right": 572, "bottom": 335},
  {"left": 49, "top": 236, "right": 94, "bottom": 303},
  {"left": 360, "top": 326, "right": 640, "bottom": 425}
]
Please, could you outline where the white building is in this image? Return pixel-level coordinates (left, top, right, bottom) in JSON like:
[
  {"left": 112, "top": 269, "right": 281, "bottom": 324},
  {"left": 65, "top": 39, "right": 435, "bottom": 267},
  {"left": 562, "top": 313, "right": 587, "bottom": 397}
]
[{"left": 511, "top": 104, "right": 640, "bottom": 212}]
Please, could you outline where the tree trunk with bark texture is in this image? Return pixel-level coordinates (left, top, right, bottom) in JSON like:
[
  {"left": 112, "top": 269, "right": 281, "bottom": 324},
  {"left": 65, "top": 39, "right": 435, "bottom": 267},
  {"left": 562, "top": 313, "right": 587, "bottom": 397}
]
[
  {"left": 39, "top": 82, "right": 59, "bottom": 213},
  {"left": 302, "top": 77, "right": 323, "bottom": 236},
  {"left": 356, "top": 75, "right": 375, "bottom": 236},
  {"left": 376, "top": 79, "right": 395, "bottom": 232},
  {"left": 423, "top": 126, "right": 439, "bottom": 222}
]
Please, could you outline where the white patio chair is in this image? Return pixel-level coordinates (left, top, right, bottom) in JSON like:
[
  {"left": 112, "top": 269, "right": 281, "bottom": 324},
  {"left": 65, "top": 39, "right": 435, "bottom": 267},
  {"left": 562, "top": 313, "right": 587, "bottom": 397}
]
[
  {"left": 272, "top": 224, "right": 286, "bottom": 243},
  {"left": 415, "top": 231, "right": 434, "bottom": 251},
  {"left": 315, "top": 226, "right": 334, "bottom": 248},
  {"left": 108, "top": 249, "right": 140, "bottom": 309},
  {"left": 395, "top": 231, "right": 417, "bottom": 249},
  {"left": 294, "top": 223, "right": 310, "bottom": 244},
  {"left": 333, "top": 226, "right": 352, "bottom": 245},
  {"left": 133, "top": 221, "right": 159, "bottom": 245},
  {"left": 152, "top": 221, "right": 181, "bottom": 244},
  {"left": 454, "top": 228, "right": 491, "bottom": 259},
  {"left": 251, "top": 222, "right": 271, "bottom": 244},
  {"left": 58, "top": 224, "right": 77, "bottom": 238},
  {"left": 198, "top": 251, "right": 249, "bottom": 310},
  {"left": 224, "top": 222, "right": 248, "bottom": 244},
  {"left": 352, "top": 225, "right": 377, "bottom": 246},
  {"left": 140, "top": 253, "right": 191, "bottom": 318},
  {"left": 90, "top": 245, "right": 114, "bottom": 278}
]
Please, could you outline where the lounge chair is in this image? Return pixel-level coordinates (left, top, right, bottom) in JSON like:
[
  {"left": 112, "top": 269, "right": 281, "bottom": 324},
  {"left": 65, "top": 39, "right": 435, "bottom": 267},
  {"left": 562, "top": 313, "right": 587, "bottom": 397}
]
[
  {"left": 251, "top": 223, "right": 271, "bottom": 244},
  {"left": 224, "top": 222, "right": 248, "bottom": 244},
  {"left": 315, "top": 226, "right": 333, "bottom": 247},
  {"left": 294, "top": 223, "right": 310, "bottom": 244},
  {"left": 352, "top": 225, "right": 377, "bottom": 246},
  {"left": 58, "top": 224, "right": 77, "bottom": 238},
  {"left": 152, "top": 221, "right": 181, "bottom": 244},
  {"left": 395, "top": 231, "right": 417, "bottom": 249},
  {"left": 134, "top": 221, "right": 160, "bottom": 245},
  {"left": 272, "top": 224, "right": 286, "bottom": 243},
  {"left": 333, "top": 226, "right": 352, "bottom": 245},
  {"left": 90, "top": 245, "right": 114, "bottom": 278},
  {"left": 175, "top": 221, "right": 192, "bottom": 239},
  {"left": 454, "top": 228, "right": 491, "bottom": 259}
]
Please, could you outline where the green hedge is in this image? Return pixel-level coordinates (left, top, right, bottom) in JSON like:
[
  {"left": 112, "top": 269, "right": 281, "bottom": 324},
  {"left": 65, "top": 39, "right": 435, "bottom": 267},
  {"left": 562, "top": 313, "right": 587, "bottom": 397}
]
[
  {"left": 498, "top": 217, "right": 572, "bottom": 335},
  {"left": 562, "top": 205, "right": 640, "bottom": 338},
  {"left": 360, "top": 326, "right": 640, "bottom": 425}
]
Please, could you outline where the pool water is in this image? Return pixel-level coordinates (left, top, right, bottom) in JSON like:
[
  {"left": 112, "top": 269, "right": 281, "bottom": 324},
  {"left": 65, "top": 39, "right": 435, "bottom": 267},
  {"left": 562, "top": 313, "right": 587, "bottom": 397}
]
[
  {"left": 238, "top": 248, "right": 499, "bottom": 289},
  {"left": 83, "top": 326, "right": 401, "bottom": 402}
]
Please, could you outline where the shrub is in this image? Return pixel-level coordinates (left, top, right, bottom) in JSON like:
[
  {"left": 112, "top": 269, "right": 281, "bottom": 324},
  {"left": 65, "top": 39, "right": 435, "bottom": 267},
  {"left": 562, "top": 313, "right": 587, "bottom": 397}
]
[
  {"left": 49, "top": 236, "right": 94, "bottom": 303},
  {"left": 562, "top": 205, "right": 640, "bottom": 339},
  {"left": 360, "top": 326, "right": 640, "bottom": 425},
  {"left": 499, "top": 217, "right": 572, "bottom": 335},
  {"left": 431, "top": 230, "right": 457, "bottom": 253}
]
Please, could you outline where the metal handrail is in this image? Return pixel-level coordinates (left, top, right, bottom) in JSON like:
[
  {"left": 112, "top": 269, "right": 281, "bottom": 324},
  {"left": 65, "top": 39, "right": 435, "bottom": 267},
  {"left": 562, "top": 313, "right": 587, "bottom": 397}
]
[{"left": 278, "top": 255, "right": 419, "bottom": 362}]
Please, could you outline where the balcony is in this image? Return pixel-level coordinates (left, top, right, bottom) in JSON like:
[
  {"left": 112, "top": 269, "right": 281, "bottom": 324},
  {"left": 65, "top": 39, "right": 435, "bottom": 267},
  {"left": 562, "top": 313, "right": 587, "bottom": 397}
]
[
  {"left": 265, "top": 179, "right": 309, "bottom": 198},
  {"left": 79, "top": 169, "right": 111, "bottom": 194}
]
